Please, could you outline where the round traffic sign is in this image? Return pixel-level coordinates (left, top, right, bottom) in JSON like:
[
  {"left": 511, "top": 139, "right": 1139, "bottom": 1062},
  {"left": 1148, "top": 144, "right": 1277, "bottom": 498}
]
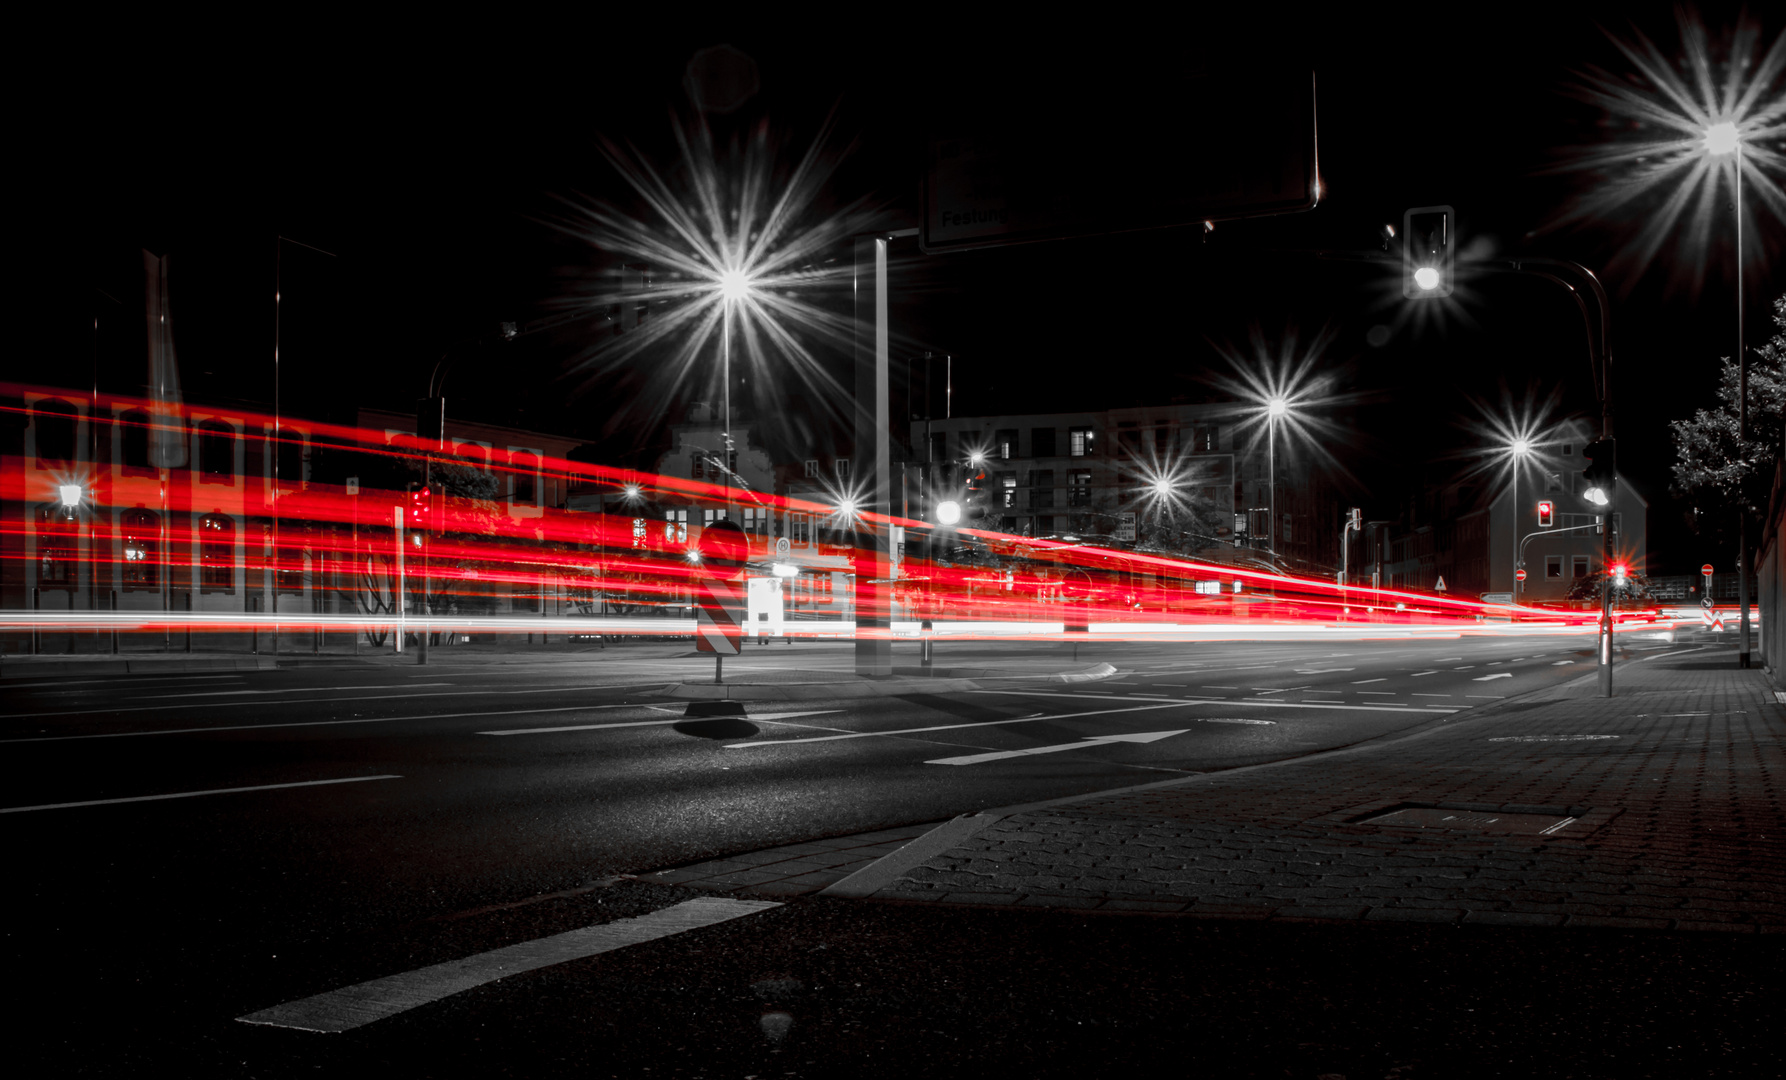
[
  {"left": 697, "top": 519, "right": 750, "bottom": 581},
  {"left": 774, "top": 536, "right": 790, "bottom": 557},
  {"left": 1515, "top": 568, "right": 1527, "bottom": 581},
  {"left": 1701, "top": 564, "right": 1715, "bottom": 576}
]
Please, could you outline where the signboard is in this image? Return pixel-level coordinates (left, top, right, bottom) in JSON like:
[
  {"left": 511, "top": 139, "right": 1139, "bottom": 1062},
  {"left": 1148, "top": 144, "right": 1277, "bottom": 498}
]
[
  {"left": 1515, "top": 569, "right": 1527, "bottom": 581},
  {"left": 695, "top": 519, "right": 749, "bottom": 656},
  {"left": 922, "top": 69, "right": 1318, "bottom": 254},
  {"left": 1115, "top": 512, "right": 1138, "bottom": 542},
  {"left": 1701, "top": 564, "right": 1715, "bottom": 576}
]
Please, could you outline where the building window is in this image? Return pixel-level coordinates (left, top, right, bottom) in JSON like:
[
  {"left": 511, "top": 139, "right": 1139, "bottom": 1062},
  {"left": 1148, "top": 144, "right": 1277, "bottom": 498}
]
[
  {"left": 994, "top": 429, "right": 1019, "bottom": 459},
  {"left": 197, "top": 421, "right": 236, "bottom": 484},
  {"left": 1030, "top": 488, "right": 1055, "bottom": 509},
  {"left": 1560, "top": 444, "right": 1573, "bottom": 456},
  {"left": 1546, "top": 555, "right": 1562, "bottom": 579},
  {"left": 1191, "top": 426, "right": 1219, "bottom": 452},
  {"left": 1117, "top": 423, "right": 1141, "bottom": 456},
  {"left": 121, "top": 507, "right": 160, "bottom": 589},
  {"left": 274, "top": 534, "right": 305, "bottom": 594},
  {"left": 835, "top": 459, "right": 851, "bottom": 480},
  {"left": 1572, "top": 555, "right": 1589, "bottom": 579},
  {"left": 1069, "top": 426, "right": 1094, "bottom": 457},
  {"left": 1069, "top": 471, "right": 1092, "bottom": 506},
  {"left": 1036, "top": 515, "right": 1054, "bottom": 534},
  {"left": 665, "top": 509, "right": 688, "bottom": 543},
  {"left": 803, "top": 459, "right": 819, "bottom": 478},
  {"left": 200, "top": 512, "right": 235, "bottom": 591},
  {"left": 119, "top": 410, "right": 154, "bottom": 472},
  {"left": 1282, "top": 514, "right": 1293, "bottom": 543},
  {"left": 37, "top": 505, "right": 80, "bottom": 587},
  {"left": 1029, "top": 469, "right": 1055, "bottom": 509},
  {"left": 32, "top": 398, "right": 79, "bottom": 467},
  {"left": 998, "top": 472, "right": 1018, "bottom": 507},
  {"left": 1546, "top": 472, "right": 1562, "bottom": 492},
  {"left": 691, "top": 451, "right": 706, "bottom": 479},
  {"left": 631, "top": 518, "right": 647, "bottom": 549},
  {"left": 743, "top": 506, "right": 769, "bottom": 538},
  {"left": 511, "top": 451, "right": 539, "bottom": 504},
  {"left": 1155, "top": 427, "right": 1172, "bottom": 453},
  {"left": 1030, "top": 428, "right": 1057, "bottom": 456},
  {"left": 791, "top": 513, "right": 811, "bottom": 545}
]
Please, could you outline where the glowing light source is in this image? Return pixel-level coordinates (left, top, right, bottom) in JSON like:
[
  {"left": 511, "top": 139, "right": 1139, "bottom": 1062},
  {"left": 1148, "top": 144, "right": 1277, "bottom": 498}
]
[
  {"left": 623, "top": 483, "right": 642, "bottom": 500},
  {"left": 57, "top": 484, "right": 82, "bottom": 508},
  {"left": 1702, "top": 121, "right": 1740, "bottom": 156},
  {"left": 1510, "top": 438, "right": 1531, "bottom": 456},
  {"left": 771, "top": 562, "right": 800, "bottom": 578},
  {"left": 1413, "top": 266, "right": 1441, "bottom": 291},
  {"left": 936, "top": 500, "right": 962, "bottom": 525},
  {"left": 1266, "top": 398, "right": 1289, "bottom": 418},
  {"left": 1151, "top": 478, "right": 1174, "bottom": 496},
  {"left": 969, "top": 451, "right": 986, "bottom": 465},
  {"left": 1583, "top": 485, "right": 1611, "bottom": 508},
  {"left": 685, "top": 549, "right": 703, "bottom": 564},
  {"left": 718, "top": 268, "right": 752, "bottom": 303}
]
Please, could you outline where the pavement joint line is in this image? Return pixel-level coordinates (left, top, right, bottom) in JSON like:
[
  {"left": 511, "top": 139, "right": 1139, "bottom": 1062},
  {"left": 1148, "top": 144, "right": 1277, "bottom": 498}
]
[
  {"left": 0, "top": 702, "right": 662, "bottom": 743},
  {"left": 0, "top": 774, "right": 401, "bottom": 814},
  {"left": 235, "top": 897, "right": 782, "bottom": 1033}
]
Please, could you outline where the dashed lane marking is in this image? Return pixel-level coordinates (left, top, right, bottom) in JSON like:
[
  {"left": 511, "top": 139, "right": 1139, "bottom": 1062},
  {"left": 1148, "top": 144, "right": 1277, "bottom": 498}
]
[
  {"left": 4, "top": 684, "right": 670, "bottom": 721},
  {"left": 1351, "top": 678, "right": 1387, "bottom": 684},
  {"left": 725, "top": 701, "right": 1191, "bottom": 748},
  {"left": 0, "top": 703, "right": 654, "bottom": 744},
  {"left": 0, "top": 774, "right": 400, "bottom": 814},
  {"left": 1410, "top": 670, "right": 1440, "bottom": 677},
  {"left": 967, "top": 690, "right": 1461, "bottom": 715},
  {"left": 237, "top": 897, "right": 781, "bottom": 1033},
  {"left": 483, "top": 710, "right": 845, "bottom": 736},
  {"left": 1552, "top": 660, "right": 1575, "bottom": 665},
  {"left": 135, "top": 683, "right": 455, "bottom": 700}
]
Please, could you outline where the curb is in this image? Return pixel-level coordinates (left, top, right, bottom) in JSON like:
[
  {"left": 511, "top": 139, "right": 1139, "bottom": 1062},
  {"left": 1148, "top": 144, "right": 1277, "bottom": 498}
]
[{"left": 0, "top": 655, "right": 278, "bottom": 679}]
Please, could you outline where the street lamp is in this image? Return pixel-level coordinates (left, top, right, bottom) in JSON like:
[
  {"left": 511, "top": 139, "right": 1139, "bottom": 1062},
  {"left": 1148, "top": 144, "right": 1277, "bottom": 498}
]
[
  {"left": 1508, "top": 438, "right": 1531, "bottom": 601},
  {"left": 714, "top": 265, "right": 757, "bottom": 505},
  {"left": 1266, "top": 397, "right": 1289, "bottom": 559},
  {"left": 1703, "top": 118, "right": 1756, "bottom": 666}
]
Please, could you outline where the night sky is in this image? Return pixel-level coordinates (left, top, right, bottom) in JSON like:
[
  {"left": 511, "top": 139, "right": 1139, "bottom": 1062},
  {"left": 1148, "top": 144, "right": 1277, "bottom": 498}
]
[{"left": 23, "top": 3, "right": 1783, "bottom": 574}]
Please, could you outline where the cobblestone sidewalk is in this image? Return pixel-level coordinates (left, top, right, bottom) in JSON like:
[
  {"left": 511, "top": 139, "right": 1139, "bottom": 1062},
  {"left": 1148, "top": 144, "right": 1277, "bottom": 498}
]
[{"left": 858, "top": 646, "right": 1785, "bottom": 931}]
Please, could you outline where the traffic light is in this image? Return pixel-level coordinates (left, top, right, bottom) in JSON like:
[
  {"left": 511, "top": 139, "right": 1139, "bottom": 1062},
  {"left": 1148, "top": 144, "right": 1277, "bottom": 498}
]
[
  {"left": 1402, "top": 205, "right": 1455, "bottom": 299},
  {"left": 406, "top": 483, "right": 433, "bottom": 531},
  {"left": 1537, "top": 500, "right": 1554, "bottom": 528},
  {"left": 1610, "top": 560, "right": 1629, "bottom": 584},
  {"left": 1348, "top": 507, "right": 1363, "bottom": 531},
  {"left": 1581, "top": 439, "right": 1616, "bottom": 507}
]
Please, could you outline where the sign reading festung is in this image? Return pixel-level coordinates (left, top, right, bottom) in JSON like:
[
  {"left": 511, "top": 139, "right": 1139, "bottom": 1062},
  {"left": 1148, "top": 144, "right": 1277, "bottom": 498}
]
[{"left": 922, "top": 69, "right": 1318, "bottom": 254}]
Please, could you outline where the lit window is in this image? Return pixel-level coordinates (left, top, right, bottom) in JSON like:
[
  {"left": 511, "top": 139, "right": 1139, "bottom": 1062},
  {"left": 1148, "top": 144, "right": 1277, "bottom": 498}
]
[{"left": 1069, "top": 427, "right": 1094, "bottom": 457}]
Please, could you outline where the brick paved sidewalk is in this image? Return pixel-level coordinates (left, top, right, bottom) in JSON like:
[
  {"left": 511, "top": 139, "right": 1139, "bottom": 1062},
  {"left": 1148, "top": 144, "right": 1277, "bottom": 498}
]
[{"left": 658, "top": 645, "right": 1786, "bottom": 932}]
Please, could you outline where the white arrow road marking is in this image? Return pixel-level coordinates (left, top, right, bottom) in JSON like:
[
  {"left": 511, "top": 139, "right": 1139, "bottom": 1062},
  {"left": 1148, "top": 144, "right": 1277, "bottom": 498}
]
[
  {"left": 926, "top": 730, "right": 1190, "bottom": 766},
  {"left": 484, "top": 710, "right": 845, "bottom": 736},
  {"left": 237, "top": 897, "right": 780, "bottom": 1032},
  {"left": 0, "top": 775, "right": 401, "bottom": 814},
  {"left": 725, "top": 702, "right": 1186, "bottom": 748},
  {"left": 1472, "top": 673, "right": 1514, "bottom": 681}
]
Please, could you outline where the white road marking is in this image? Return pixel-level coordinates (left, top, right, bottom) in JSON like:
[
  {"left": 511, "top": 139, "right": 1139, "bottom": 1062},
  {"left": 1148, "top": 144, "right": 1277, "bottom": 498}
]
[
  {"left": 1355, "top": 691, "right": 1394, "bottom": 695},
  {"left": 1452, "top": 666, "right": 1475, "bottom": 671},
  {"left": 483, "top": 710, "right": 845, "bottom": 736},
  {"left": 0, "top": 775, "right": 400, "bottom": 814},
  {"left": 726, "top": 701, "right": 1190, "bottom": 748},
  {"left": 1466, "top": 694, "right": 1506, "bottom": 699},
  {"left": 968, "top": 690, "right": 1460, "bottom": 715},
  {"left": 0, "top": 703, "right": 654, "bottom": 744},
  {"left": 1131, "top": 693, "right": 1171, "bottom": 698},
  {"left": 1351, "top": 678, "right": 1387, "bottom": 684},
  {"left": 236, "top": 897, "right": 781, "bottom": 1032},
  {"left": 1552, "top": 660, "right": 1575, "bottom": 665},
  {"left": 1294, "top": 667, "right": 1355, "bottom": 674},
  {"left": 5, "top": 684, "right": 665, "bottom": 721},
  {"left": 1203, "top": 717, "right": 1276, "bottom": 725},
  {"left": 1412, "top": 693, "right": 1452, "bottom": 698},
  {"left": 1435, "top": 658, "right": 1463, "bottom": 662},
  {"left": 1487, "top": 735, "right": 1618, "bottom": 742},
  {"left": 1202, "top": 685, "right": 1239, "bottom": 689},
  {"left": 926, "top": 729, "right": 1189, "bottom": 766},
  {"left": 1410, "top": 670, "right": 1440, "bottom": 677},
  {"left": 137, "top": 683, "right": 455, "bottom": 700},
  {"left": 1472, "top": 673, "right": 1514, "bottom": 681}
]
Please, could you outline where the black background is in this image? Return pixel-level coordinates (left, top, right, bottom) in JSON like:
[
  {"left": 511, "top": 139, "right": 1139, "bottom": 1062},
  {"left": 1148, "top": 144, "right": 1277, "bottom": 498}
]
[{"left": 18, "top": 2, "right": 1783, "bottom": 573}]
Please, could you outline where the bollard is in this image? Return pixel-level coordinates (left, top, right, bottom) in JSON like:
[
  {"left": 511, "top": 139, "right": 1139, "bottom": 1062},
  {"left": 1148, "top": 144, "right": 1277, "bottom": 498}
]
[
  {"left": 111, "top": 590, "right": 119, "bottom": 655},
  {"left": 185, "top": 591, "right": 192, "bottom": 653},
  {"left": 31, "top": 587, "right": 40, "bottom": 655},
  {"left": 921, "top": 618, "right": 934, "bottom": 670}
]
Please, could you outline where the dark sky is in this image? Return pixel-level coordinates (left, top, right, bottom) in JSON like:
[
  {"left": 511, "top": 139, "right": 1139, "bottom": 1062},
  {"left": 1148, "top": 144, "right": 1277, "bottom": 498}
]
[{"left": 22, "top": 3, "right": 1783, "bottom": 573}]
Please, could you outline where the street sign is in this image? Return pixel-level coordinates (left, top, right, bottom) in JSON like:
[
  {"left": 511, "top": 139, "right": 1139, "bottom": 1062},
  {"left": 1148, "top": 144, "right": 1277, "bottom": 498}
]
[
  {"left": 921, "top": 69, "right": 1318, "bottom": 254},
  {"left": 1701, "top": 564, "right": 1715, "bottom": 576},
  {"left": 1115, "top": 512, "right": 1137, "bottom": 542},
  {"left": 1435, "top": 576, "right": 1447, "bottom": 593},
  {"left": 1515, "top": 569, "right": 1527, "bottom": 581},
  {"left": 774, "top": 536, "right": 790, "bottom": 557},
  {"left": 695, "top": 520, "right": 749, "bottom": 656}
]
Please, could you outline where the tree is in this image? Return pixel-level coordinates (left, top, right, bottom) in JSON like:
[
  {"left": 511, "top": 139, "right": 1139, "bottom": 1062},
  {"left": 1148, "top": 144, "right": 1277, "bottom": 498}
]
[
  {"left": 1566, "top": 569, "right": 1654, "bottom": 605},
  {"left": 1671, "top": 293, "right": 1786, "bottom": 533}
]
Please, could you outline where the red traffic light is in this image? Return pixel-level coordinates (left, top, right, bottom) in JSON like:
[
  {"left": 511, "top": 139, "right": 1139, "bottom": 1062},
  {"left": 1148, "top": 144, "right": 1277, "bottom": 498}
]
[
  {"left": 1537, "top": 500, "right": 1554, "bottom": 528},
  {"left": 1610, "top": 561, "right": 1629, "bottom": 580},
  {"left": 406, "top": 484, "right": 433, "bottom": 528}
]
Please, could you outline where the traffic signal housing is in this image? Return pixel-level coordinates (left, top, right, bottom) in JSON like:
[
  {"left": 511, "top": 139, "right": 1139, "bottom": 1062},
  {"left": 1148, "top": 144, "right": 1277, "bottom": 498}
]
[
  {"left": 1537, "top": 500, "right": 1554, "bottom": 528},
  {"left": 406, "top": 483, "right": 434, "bottom": 531},
  {"left": 1402, "top": 205, "right": 1455, "bottom": 299},
  {"left": 1581, "top": 439, "right": 1616, "bottom": 507}
]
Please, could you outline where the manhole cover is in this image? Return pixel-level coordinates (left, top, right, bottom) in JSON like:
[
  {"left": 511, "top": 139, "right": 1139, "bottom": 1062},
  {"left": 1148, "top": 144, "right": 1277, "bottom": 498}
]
[{"left": 1362, "top": 806, "right": 1578, "bottom": 835}]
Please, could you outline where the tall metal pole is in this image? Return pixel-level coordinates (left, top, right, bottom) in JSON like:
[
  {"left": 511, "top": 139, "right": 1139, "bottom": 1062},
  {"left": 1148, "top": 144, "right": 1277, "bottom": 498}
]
[
  {"left": 1736, "top": 140, "right": 1752, "bottom": 668},
  {"left": 1268, "top": 419, "right": 1277, "bottom": 562},
  {"left": 722, "top": 299, "right": 733, "bottom": 515},
  {"left": 1512, "top": 460, "right": 1519, "bottom": 602}
]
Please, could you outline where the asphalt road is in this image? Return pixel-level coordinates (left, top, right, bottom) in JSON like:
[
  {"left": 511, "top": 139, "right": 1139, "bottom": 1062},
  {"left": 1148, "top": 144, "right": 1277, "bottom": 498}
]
[{"left": 10, "top": 628, "right": 1775, "bottom": 1077}]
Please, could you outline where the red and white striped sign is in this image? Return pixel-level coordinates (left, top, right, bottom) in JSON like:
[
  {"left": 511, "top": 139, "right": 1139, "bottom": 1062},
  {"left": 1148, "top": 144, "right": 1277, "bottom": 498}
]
[{"left": 696, "top": 578, "right": 745, "bottom": 655}]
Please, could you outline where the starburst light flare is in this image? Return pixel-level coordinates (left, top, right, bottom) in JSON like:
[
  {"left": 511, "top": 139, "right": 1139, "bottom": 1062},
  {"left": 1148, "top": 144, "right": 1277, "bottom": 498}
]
[
  {"left": 1550, "top": 12, "right": 1786, "bottom": 295},
  {"left": 549, "top": 106, "right": 881, "bottom": 431}
]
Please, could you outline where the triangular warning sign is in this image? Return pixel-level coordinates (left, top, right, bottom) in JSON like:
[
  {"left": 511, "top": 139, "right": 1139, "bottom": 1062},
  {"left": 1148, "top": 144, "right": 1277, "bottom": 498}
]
[{"left": 1434, "top": 576, "right": 1447, "bottom": 593}]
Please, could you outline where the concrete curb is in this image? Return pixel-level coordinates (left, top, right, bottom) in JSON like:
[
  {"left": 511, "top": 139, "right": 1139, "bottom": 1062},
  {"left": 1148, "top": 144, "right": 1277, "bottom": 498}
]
[
  {"left": 658, "top": 662, "right": 1118, "bottom": 702},
  {"left": 818, "top": 814, "right": 1004, "bottom": 898},
  {"left": 0, "top": 655, "right": 278, "bottom": 679}
]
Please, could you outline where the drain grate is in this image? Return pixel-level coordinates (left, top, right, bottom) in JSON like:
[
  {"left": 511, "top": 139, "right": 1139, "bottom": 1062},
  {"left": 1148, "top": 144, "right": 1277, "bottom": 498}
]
[{"left": 1360, "top": 805, "right": 1579, "bottom": 835}]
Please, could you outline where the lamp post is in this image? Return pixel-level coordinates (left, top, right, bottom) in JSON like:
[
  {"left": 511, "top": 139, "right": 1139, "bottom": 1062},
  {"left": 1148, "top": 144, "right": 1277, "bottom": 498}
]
[
  {"left": 1266, "top": 397, "right": 1288, "bottom": 562},
  {"left": 1703, "top": 120, "right": 1753, "bottom": 667},
  {"left": 717, "top": 267, "right": 750, "bottom": 515},
  {"left": 1509, "top": 437, "right": 1531, "bottom": 601}
]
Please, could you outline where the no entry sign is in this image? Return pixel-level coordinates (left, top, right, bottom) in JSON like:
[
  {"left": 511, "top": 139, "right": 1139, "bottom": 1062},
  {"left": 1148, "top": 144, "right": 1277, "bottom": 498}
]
[
  {"left": 1515, "top": 568, "right": 1527, "bottom": 581},
  {"left": 1702, "top": 564, "right": 1715, "bottom": 576}
]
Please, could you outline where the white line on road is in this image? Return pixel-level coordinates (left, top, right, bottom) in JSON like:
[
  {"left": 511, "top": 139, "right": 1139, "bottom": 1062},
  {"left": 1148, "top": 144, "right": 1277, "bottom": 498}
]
[
  {"left": 1351, "top": 678, "right": 1387, "bottom": 684},
  {"left": 926, "top": 729, "right": 1189, "bottom": 766},
  {"left": 969, "top": 690, "right": 1461, "bottom": 715},
  {"left": 1472, "top": 673, "right": 1514, "bottom": 681},
  {"left": 725, "top": 701, "right": 1190, "bottom": 748},
  {"left": 1435, "top": 658, "right": 1463, "bottom": 662},
  {"left": 0, "top": 774, "right": 400, "bottom": 814},
  {"left": 237, "top": 897, "right": 781, "bottom": 1033},
  {"left": 5, "top": 684, "right": 671, "bottom": 721},
  {"left": 1551, "top": 660, "right": 1575, "bottom": 665},
  {"left": 483, "top": 710, "right": 844, "bottom": 736},
  {"left": 136, "top": 683, "right": 456, "bottom": 700},
  {"left": 1410, "top": 670, "right": 1439, "bottom": 677},
  {"left": 1412, "top": 693, "right": 1452, "bottom": 697},
  {"left": 0, "top": 703, "right": 655, "bottom": 744}
]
